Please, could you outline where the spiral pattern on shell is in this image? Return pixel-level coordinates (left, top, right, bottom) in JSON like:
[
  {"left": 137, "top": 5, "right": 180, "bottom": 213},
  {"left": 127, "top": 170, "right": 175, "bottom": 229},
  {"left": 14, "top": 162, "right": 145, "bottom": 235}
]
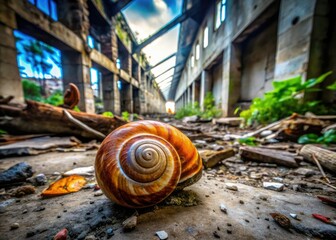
[{"left": 95, "top": 120, "right": 202, "bottom": 208}]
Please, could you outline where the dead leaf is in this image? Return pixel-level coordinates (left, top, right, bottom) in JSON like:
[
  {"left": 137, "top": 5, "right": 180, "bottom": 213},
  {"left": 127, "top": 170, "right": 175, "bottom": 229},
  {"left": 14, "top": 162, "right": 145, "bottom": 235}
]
[{"left": 41, "top": 175, "right": 86, "bottom": 197}]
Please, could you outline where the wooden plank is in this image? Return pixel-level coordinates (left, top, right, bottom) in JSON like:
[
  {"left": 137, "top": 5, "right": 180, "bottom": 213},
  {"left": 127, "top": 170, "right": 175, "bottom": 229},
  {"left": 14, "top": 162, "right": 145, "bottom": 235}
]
[{"left": 240, "top": 146, "right": 299, "bottom": 168}]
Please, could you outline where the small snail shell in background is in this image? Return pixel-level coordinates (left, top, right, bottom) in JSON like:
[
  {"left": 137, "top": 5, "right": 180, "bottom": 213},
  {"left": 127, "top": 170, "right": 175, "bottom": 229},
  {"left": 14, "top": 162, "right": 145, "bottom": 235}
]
[{"left": 95, "top": 120, "right": 203, "bottom": 208}]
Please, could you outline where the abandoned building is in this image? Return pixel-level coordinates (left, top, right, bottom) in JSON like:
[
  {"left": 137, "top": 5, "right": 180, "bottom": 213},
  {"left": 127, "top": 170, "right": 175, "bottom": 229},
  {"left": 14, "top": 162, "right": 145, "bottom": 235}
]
[{"left": 0, "top": 0, "right": 336, "bottom": 239}]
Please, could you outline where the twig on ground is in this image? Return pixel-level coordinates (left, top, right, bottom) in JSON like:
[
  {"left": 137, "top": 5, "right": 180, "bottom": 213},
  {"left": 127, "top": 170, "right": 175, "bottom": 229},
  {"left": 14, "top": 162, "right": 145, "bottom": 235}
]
[{"left": 312, "top": 153, "right": 331, "bottom": 184}]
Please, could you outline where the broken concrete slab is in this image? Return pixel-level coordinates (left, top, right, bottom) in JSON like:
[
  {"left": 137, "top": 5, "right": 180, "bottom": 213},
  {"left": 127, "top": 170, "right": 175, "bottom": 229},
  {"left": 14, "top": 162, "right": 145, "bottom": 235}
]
[
  {"left": 199, "top": 148, "right": 235, "bottom": 168},
  {"left": 213, "top": 117, "right": 243, "bottom": 126},
  {"left": 0, "top": 162, "right": 33, "bottom": 187}
]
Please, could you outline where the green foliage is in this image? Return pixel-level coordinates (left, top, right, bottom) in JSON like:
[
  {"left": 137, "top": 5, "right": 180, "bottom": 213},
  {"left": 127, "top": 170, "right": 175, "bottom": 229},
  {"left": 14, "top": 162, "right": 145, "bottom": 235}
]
[
  {"left": 43, "top": 90, "right": 63, "bottom": 106},
  {"left": 238, "top": 137, "right": 257, "bottom": 146},
  {"left": 22, "top": 79, "right": 42, "bottom": 101},
  {"left": 73, "top": 106, "right": 81, "bottom": 112},
  {"left": 327, "top": 81, "right": 336, "bottom": 91},
  {"left": 240, "top": 72, "right": 336, "bottom": 126},
  {"left": 298, "top": 129, "right": 336, "bottom": 145},
  {"left": 122, "top": 111, "right": 130, "bottom": 121},
  {"left": 175, "top": 92, "right": 222, "bottom": 120},
  {"left": 200, "top": 92, "right": 222, "bottom": 119},
  {"left": 102, "top": 111, "right": 114, "bottom": 118},
  {"left": 175, "top": 102, "right": 201, "bottom": 120},
  {"left": 0, "top": 129, "right": 7, "bottom": 136}
]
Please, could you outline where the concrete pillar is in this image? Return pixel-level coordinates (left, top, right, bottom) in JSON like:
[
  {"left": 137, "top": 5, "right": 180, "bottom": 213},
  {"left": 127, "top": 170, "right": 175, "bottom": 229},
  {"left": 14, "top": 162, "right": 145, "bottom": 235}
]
[
  {"left": 191, "top": 81, "right": 195, "bottom": 105},
  {"left": 0, "top": 2, "right": 23, "bottom": 103},
  {"left": 102, "top": 72, "right": 120, "bottom": 115},
  {"left": 221, "top": 45, "right": 241, "bottom": 117},
  {"left": 274, "top": 0, "right": 316, "bottom": 80},
  {"left": 62, "top": 51, "right": 94, "bottom": 113},
  {"left": 200, "top": 70, "right": 211, "bottom": 111}
]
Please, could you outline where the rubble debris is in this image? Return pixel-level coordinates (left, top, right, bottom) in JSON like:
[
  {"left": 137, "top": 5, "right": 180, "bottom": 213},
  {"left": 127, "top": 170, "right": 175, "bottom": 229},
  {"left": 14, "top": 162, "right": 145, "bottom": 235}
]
[
  {"left": 220, "top": 203, "right": 227, "bottom": 214},
  {"left": 122, "top": 215, "right": 137, "bottom": 232},
  {"left": 182, "top": 115, "right": 198, "bottom": 123},
  {"left": 63, "top": 166, "right": 94, "bottom": 176},
  {"left": 41, "top": 175, "right": 86, "bottom": 197},
  {"left": 213, "top": 117, "right": 243, "bottom": 126},
  {"left": 0, "top": 100, "right": 126, "bottom": 140},
  {"left": 270, "top": 213, "right": 292, "bottom": 230},
  {"left": 156, "top": 230, "right": 168, "bottom": 240},
  {"left": 0, "top": 136, "right": 80, "bottom": 158},
  {"left": 300, "top": 145, "right": 336, "bottom": 173},
  {"left": 53, "top": 228, "right": 68, "bottom": 240},
  {"left": 8, "top": 185, "right": 36, "bottom": 197},
  {"left": 199, "top": 148, "right": 235, "bottom": 168},
  {"left": 10, "top": 223, "right": 19, "bottom": 230},
  {"left": 240, "top": 146, "right": 298, "bottom": 168},
  {"left": 263, "top": 182, "right": 284, "bottom": 192},
  {"left": 0, "top": 162, "right": 33, "bottom": 187},
  {"left": 27, "top": 173, "right": 47, "bottom": 186}
]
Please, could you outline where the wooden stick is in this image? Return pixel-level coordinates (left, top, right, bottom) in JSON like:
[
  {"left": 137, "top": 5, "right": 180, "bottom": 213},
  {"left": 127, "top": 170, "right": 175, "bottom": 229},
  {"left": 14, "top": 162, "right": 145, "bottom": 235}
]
[
  {"left": 312, "top": 153, "right": 331, "bottom": 184},
  {"left": 63, "top": 109, "right": 106, "bottom": 140},
  {"left": 317, "top": 180, "right": 336, "bottom": 191}
]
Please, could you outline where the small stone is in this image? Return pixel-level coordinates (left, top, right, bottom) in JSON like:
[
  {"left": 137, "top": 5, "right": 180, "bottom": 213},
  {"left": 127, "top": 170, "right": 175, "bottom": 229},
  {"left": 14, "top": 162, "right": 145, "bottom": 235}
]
[
  {"left": 122, "top": 216, "right": 137, "bottom": 231},
  {"left": 33, "top": 206, "right": 45, "bottom": 212},
  {"left": 259, "top": 195, "right": 268, "bottom": 201},
  {"left": 250, "top": 172, "right": 263, "bottom": 180},
  {"left": 259, "top": 163, "right": 277, "bottom": 168},
  {"left": 213, "top": 231, "right": 221, "bottom": 238},
  {"left": 106, "top": 228, "right": 114, "bottom": 237},
  {"left": 27, "top": 173, "right": 47, "bottom": 186},
  {"left": 26, "top": 231, "right": 35, "bottom": 237},
  {"left": 239, "top": 200, "right": 244, "bottom": 204},
  {"left": 53, "top": 172, "right": 61, "bottom": 176},
  {"left": 226, "top": 185, "right": 238, "bottom": 191},
  {"left": 10, "top": 223, "right": 19, "bottom": 230},
  {"left": 263, "top": 182, "right": 284, "bottom": 192},
  {"left": 94, "top": 190, "right": 103, "bottom": 196},
  {"left": 292, "top": 184, "right": 301, "bottom": 191},
  {"left": 289, "top": 213, "right": 298, "bottom": 219},
  {"left": 260, "top": 130, "right": 273, "bottom": 137},
  {"left": 220, "top": 203, "right": 227, "bottom": 214},
  {"left": 217, "top": 170, "right": 224, "bottom": 175},
  {"left": 156, "top": 230, "right": 168, "bottom": 240},
  {"left": 272, "top": 177, "right": 283, "bottom": 183},
  {"left": 22, "top": 209, "right": 28, "bottom": 214},
  {"left": 84, "top": 235, "right": 96, "bottom": 240},
  {"left": 83, "top": 183, "right": 96, "bottom": 189}
]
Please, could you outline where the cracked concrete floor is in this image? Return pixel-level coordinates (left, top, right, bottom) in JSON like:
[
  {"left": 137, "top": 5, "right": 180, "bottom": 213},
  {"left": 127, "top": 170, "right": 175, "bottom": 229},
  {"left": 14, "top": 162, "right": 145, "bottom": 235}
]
[{"left": 0, "top": 150, "right": 335, "bottom": 240}]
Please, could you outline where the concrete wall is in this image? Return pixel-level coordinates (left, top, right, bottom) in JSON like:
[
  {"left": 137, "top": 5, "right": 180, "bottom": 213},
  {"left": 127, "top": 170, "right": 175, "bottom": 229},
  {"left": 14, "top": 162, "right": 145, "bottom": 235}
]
[
  {"left": 0, "top": 0, "right": 166, "bottom": 115},
  {"left": 175, "top": 0, "right": 333, "bottom": 116}
]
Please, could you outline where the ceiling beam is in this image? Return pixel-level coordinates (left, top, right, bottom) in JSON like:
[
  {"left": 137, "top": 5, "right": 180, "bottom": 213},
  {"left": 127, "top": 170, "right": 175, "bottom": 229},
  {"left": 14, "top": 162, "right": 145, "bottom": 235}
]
[
  {"left": 147, "top": 53, "right": 176, "bottom": 72},
  {"left": 111, "top": 0, "right": 133, "bottom": 15},
  {"left": 133, "top": 5, "right": 199, "bottom": 54}
]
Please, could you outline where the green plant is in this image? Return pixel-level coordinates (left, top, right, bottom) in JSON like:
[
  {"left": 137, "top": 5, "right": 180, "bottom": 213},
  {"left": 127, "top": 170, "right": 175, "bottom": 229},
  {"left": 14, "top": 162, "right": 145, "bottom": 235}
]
[
  {"left": 102, "top": 111, "right": 114, "bottom": 118},
  {"left": 43, "top": 90, "right": 63, "bottom": 106},
  {"left": 201, "top": 92, "right": 222, "bottom": 119},
  {"left": 240, "top": 72, "right": 336, "bottom": 126},
  {"left": 22, "top": 79, "right": 42, "bottom": 101},
  {"left": 238, "top": 136, "right": 257, "bottom": 146},
  {"left": 122, "top": 111, "right": 130, "bottom": 121},
  {"left": 298, "top": 129, "right": 336, "bottom": 145},
  {"left": 73, "top": 106, "right": 81, "bottom": 112},
  {"left": 0, "top": 129, "right": 7, "bottom": 136},
  {"left": 175, "top": 102, "right": 201, "bottom": 120}
]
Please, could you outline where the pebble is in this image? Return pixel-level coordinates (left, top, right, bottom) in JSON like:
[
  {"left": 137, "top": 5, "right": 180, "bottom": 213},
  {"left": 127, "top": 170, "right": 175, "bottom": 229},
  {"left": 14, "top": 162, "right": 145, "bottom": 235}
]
[
  {"left": 156, "top": 230, "right": 168, "bottom": 240},
  {"left": 83, "top": 183, "right": 96, "bottom": 189},
  {"left": 84, "top": 235, "right": 96, "bottom": 240},
  {"left": 10, "top": 223, "right": 19, "bottom": 230},
  {"left": 226, "top": 185, "right": 238, "bottom": 191},
  {"left": 122, "top": 216, "right": 137, "bottom": 231},
  {"left": 220, "top": 203, "right": 227, "bottom": 214},
  {"left": 272, "top": 177, "right": 284, "bottom": 183},
  {"left": 22, "top": 209, "right": 28, "bottom": 214},
  {"left": 263, "top": 182, "right": 284, "bottom": 192},
  {"left": 52, "top": 172, "right": 61, "bottom": 176},
  {"left": 260, "top": 130, "right": 273, "bottom": 137},
  {"left": 94, "top": 190, "right": 103, "bottom": 197},
  {"left": 27, "top": 173, "right": 48, "bottom": 186},
  {"left": 259, "top": 195, "right": 268, "bottom": 201},
  {"left": 106, "top": 228, "right": 114, "bottom": 237}
]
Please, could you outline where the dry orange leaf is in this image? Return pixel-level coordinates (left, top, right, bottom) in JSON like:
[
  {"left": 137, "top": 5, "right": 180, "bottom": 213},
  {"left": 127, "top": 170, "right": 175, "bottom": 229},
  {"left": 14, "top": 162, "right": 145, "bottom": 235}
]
[{"left": 41, "top": 175, "right": 86, "bottom": 197}]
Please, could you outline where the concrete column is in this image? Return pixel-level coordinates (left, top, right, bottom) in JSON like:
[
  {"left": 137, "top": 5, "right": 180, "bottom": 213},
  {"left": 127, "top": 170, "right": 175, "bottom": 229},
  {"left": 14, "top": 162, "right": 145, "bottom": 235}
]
[
  {"left": 102, "top": 72, "right": 120, "bottom": 114},
  {"left": 200, "top": 70, "right": 211, "bottom": 111},
  {"left": 0, "top": 24, "right": 24, "bottom": 103},
  {"left": 274, "top": 0, "right": 316, "bottom": 80},
  {"left": 0, "top": 2, "right": 23, "bottom": 103},
  {"left": 221, "top": 45, "right": 241, "bottom": 117},
  {"left": 62, "top": 51, "right": 94, "bottom": 113},
  {"left": 191, "top": 81, "right": 195, "bottom": 105}
]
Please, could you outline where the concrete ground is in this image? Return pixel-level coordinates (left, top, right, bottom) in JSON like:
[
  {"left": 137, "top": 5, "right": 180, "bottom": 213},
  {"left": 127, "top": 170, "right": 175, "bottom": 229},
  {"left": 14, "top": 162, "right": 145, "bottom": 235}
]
[{"left": 0, "top": 149, "right": 336, "bottom": 240}]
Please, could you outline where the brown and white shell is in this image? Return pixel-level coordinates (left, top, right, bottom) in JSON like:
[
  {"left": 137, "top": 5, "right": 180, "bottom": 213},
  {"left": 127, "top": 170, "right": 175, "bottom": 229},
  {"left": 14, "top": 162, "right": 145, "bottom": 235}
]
[{"left": 95, "top": 120, "right": 202, "bottom": 208}]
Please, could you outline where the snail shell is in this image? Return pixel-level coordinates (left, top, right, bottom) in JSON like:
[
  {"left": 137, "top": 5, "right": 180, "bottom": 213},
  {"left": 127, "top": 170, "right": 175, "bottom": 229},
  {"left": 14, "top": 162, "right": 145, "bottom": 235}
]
[
  {"left": 95, "top": 120, "right": 203, "bottom": 208},
  {"left": 63, "top": 83, "right": 80, "bottom": 109}
]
